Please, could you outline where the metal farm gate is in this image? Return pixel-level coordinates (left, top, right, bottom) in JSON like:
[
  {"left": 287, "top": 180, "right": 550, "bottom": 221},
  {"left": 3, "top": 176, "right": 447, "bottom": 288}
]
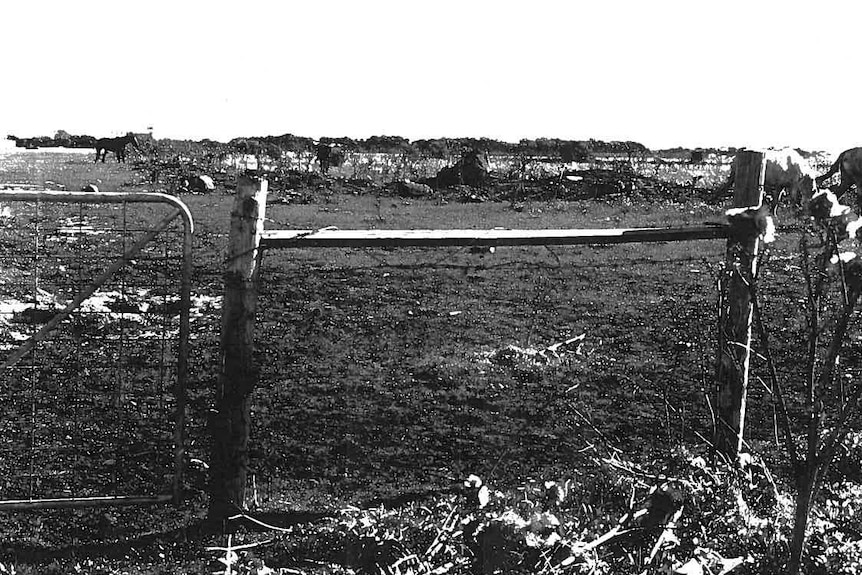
[{"left": 0, "top": 191, "right": 193, "bottom": 509}]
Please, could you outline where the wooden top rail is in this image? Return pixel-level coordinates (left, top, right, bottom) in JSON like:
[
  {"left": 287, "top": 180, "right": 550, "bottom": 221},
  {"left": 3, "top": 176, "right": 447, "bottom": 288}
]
[{"left": 261, "top": 224, "right": 730, "bottom": 249}]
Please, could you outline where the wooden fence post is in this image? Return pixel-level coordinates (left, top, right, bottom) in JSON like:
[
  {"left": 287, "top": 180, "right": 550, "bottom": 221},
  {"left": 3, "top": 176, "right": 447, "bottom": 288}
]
[
  {"left": 209, "top": 173, "right": 268, "bottom": 520},
  {"left": 715, "top": 151, "right": 766, "bottom": 459}
]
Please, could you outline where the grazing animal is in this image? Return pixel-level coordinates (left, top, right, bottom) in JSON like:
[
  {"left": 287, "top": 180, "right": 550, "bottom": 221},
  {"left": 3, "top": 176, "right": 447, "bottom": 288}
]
[
  {"left": 315, "top": 142, "right": 345, "bottom": 174},
  {"left": 816, "top": 147, "right": 862, "bottom": 210},
  {"left": 94, "top": 132, "right": 139, "bottom": 163},
  {"left": 182, "top": 174, "right": 216, "bottom": 193},
  {"left": 714, "top": 147, "right": 817, "bottom": 207}
]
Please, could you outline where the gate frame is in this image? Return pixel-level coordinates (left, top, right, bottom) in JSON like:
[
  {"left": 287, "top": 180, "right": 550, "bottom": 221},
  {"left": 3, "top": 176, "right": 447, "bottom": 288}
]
[
  {"left": 209, "top": 167, "right": 765, "bottom": 517},
  {"left": 0, "top": 190, "right": 194, "bottom": 509}
]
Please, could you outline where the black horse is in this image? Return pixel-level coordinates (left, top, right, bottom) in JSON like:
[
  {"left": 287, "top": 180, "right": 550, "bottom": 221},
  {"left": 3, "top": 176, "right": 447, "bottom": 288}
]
[{"left": 94, "top": 132, "right": 139, "bottom": 163}]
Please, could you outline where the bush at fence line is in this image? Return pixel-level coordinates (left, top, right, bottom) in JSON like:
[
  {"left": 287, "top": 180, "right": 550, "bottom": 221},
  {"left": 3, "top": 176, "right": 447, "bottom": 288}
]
[
  {"left": 739, "top": 188, "right": 862, "bottom": 574},
  {"left": 228, "top": 447, "right": 815, "bottom": 574}
]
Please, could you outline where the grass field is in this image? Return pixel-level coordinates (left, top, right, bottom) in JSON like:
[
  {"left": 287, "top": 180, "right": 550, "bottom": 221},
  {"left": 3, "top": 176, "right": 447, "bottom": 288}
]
[{"left": 1, "top": 148, "right": 859, "bottom": 574}]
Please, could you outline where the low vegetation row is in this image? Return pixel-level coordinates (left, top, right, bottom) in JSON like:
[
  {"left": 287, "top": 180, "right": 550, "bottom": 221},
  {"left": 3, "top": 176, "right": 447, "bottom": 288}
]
[{"left": 6, "top": 130, "right": 750, "bottom": 162}]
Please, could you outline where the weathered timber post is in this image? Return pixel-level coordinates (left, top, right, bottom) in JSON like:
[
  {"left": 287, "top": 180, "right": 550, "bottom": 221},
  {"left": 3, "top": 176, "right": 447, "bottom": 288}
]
[
  {"left": 715, "top": 151, "right": 766, "bottom": 459},
  {"left": 209, "top": 173, "right": 268, "bottom": 520}
]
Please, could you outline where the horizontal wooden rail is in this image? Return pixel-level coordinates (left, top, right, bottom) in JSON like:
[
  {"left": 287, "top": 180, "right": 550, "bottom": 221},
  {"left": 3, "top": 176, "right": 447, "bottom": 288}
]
[
  {"left": 0, "top": 495, "right": 173, "bottom": 511},
  {"left": 261, "top": 224, "right": 729, "bottom": 249}
]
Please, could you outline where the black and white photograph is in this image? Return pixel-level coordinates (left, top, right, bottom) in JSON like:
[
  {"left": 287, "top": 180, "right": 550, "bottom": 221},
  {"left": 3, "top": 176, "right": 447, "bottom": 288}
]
[{"left": 1, "top": 1, "right": 862, "bottom": 573}]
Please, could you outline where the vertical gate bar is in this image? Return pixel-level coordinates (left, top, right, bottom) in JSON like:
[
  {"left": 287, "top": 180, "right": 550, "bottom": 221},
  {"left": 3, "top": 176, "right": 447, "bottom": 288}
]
[
  {"left": 174, "top": 213, "right": 192, "bottom": 505},
  {"left": 158, "top": 239, "right": 168, "bottom": 410},
  {"left": 72, "top": 200, "right": 82, "bottom": 495},
  {"left": 116, "top": 201, "right": 128, "bottom": 407},
  {"left": 28, "top": 197, "right": 41, "bottom": 499},
  {"left": 73, "top": 201, "right": 82, "bottom": 496}
]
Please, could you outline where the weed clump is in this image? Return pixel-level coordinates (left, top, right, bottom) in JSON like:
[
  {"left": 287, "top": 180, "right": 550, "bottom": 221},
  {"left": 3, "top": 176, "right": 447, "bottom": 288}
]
[{"left": 199, "top": 446, "right": 862, "bottom": 574}]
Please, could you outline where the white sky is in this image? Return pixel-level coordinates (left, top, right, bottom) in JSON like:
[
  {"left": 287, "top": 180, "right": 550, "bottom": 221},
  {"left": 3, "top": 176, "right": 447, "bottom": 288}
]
[{"left": 2, "top": 0, "right": 860, "bottom": 153}]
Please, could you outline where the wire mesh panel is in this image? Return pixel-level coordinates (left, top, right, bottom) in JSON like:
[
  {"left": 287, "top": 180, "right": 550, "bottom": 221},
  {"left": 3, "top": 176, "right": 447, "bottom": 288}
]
[{"left": 0, "top": 191, "right": 192, "bottom": 509}]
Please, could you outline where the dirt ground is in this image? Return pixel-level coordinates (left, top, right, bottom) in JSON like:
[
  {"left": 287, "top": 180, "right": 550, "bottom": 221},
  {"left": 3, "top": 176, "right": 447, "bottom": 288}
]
[{"left": 0, "top": 148, "right": 842, "bottom": 572}]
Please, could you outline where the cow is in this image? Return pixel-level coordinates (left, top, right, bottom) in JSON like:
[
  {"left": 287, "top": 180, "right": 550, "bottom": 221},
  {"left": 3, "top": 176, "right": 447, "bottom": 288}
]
[
  {"left": 713, "top": 147, "right": 817, "bottom": 208},
  {"left": 94, "top": 132, "right": 139, "bottom": 163},
  {"left": 816, "top": 147, "right": 862, "bottom": 211},
  {"left": 315, "top": 142, "right": 345, "bottom": 175}
]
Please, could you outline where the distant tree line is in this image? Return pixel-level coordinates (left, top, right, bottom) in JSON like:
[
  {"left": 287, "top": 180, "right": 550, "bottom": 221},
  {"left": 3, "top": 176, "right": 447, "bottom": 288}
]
[
  {"left": 225, "top": 133, "right": 652, "bottom": 160},
  {"left": 10, "top": 129, "right": 737, "bottom": 163},
  {"left": 6, "top": 130, "right": 96, "bottom": 149}
]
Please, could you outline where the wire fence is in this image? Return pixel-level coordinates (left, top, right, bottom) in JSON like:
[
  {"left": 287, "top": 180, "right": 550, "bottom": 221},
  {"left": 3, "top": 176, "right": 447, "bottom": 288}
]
[{"left": 244, "top": 237, "right": 728, "bottom": 508}]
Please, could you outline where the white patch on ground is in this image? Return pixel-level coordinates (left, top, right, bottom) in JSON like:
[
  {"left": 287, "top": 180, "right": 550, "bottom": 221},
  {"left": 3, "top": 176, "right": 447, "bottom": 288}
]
[
  {"left": 476, "top": 335, "right": 586, "bottom": 367},
  {"left": 0, "top": 289, "right": 223, "bottom": 350},
  {"left": 51, "top": 217, "right": 106, "bottom": 239}
]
